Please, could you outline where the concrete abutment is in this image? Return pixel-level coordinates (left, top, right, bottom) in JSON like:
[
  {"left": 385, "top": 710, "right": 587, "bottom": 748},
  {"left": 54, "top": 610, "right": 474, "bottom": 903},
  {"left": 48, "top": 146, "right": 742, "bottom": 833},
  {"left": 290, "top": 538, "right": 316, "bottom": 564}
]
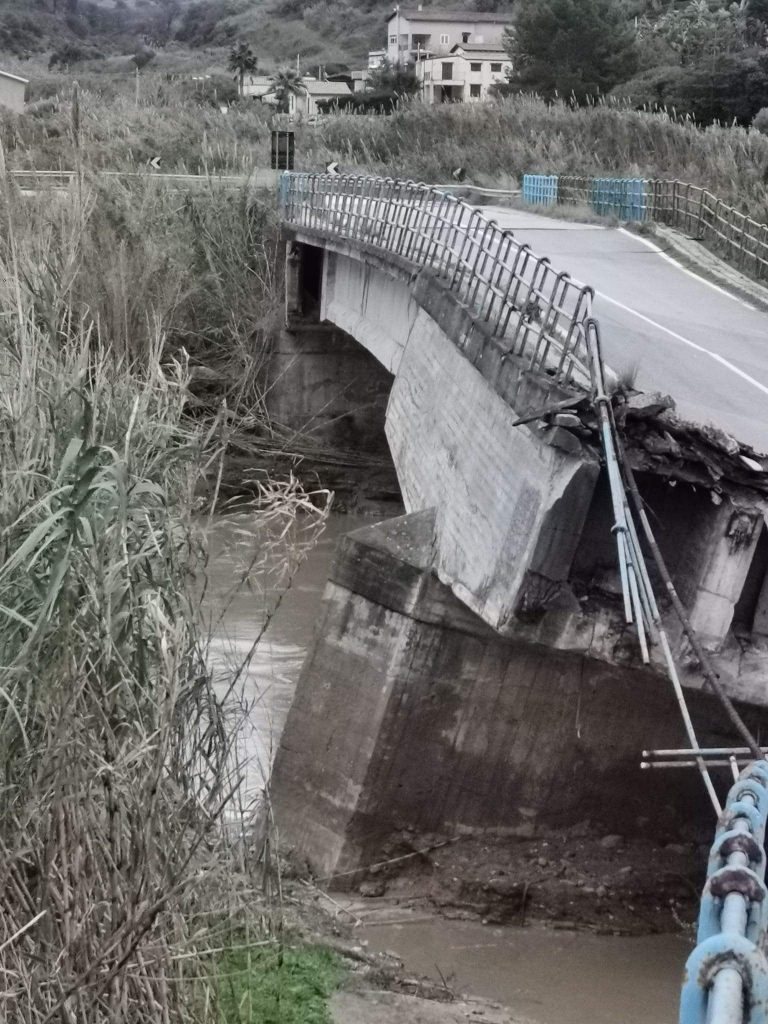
[{"left": 270, "top": 511, "right": 748, "bottom": 882}]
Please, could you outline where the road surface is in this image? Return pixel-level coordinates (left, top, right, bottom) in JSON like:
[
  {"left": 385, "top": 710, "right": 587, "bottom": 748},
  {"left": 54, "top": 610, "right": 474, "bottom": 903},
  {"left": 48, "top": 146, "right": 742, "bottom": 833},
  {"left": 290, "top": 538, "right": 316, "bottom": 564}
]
[{"left": 485, "top": 207, "right": 768, "bottom": 454}]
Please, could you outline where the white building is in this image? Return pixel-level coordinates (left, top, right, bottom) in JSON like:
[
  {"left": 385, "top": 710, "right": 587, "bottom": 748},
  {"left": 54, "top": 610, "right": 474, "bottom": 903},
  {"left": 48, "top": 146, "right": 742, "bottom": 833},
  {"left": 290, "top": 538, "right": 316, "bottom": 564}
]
[
  {"left": 241, "top": 75, "right": 278, "bottom": 102},
  {"left": 368, "top": 50, "right": 386, "bottom": 70},
  {"left": 288, "top": 79, "right": 353, "bottom": 117},
  {"left": 0, "top": 69, "right": 28, "bottom": 114},
  {"left": 386, "top": 7, "right": 510, "bottom": 66},
  {"left": 415, "top": 43, "right": 511, "bottom": 103}
]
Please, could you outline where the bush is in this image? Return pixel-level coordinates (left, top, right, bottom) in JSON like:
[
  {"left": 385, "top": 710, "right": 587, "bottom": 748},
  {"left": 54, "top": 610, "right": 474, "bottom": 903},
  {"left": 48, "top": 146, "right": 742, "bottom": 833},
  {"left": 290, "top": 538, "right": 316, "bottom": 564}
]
[{"left": 753, "top": 106, "right": 768, "bottom": 134}]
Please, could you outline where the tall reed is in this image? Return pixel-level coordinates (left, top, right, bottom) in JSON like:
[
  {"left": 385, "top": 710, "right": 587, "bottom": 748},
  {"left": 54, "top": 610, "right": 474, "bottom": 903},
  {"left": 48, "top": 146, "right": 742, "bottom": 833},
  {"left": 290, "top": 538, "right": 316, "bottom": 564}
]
[{"left": 0, "top": 160, "right": 326, "bottom": 1020}]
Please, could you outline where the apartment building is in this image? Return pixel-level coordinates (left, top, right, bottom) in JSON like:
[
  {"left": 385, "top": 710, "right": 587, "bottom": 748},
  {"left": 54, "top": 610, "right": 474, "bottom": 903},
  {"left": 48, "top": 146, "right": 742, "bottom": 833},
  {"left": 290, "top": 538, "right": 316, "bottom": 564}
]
[
  {"left": 385, "top": 7, "right": 510, "bottom": 66},
  {"left": 415, "top": 42, "right": 511, "bottom": 103}
]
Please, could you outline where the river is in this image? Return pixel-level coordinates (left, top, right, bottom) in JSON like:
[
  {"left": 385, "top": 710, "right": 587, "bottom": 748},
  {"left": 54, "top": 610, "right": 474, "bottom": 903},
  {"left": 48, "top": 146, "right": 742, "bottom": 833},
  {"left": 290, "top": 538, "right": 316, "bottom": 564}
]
[{"left": 205, "top": 511, "right": 690, "bottom": 1022}]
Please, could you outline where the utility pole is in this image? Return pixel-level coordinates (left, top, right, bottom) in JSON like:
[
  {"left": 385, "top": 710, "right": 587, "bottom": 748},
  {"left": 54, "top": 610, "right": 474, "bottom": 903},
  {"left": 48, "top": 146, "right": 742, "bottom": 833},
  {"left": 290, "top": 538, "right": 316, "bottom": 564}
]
[
  {"left": 135, "top": 66, "right": 140, "bottom": 106},
  {"left": 395, "top": 4, "right": 401, "bottom": 68}
]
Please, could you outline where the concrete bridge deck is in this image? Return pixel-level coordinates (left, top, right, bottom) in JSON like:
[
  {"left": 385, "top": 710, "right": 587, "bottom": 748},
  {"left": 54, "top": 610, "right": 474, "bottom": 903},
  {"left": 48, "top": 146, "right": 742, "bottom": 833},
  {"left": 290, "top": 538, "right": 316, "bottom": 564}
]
[{"left": 484, "top": 207, "right": 768, "bottom": 453}]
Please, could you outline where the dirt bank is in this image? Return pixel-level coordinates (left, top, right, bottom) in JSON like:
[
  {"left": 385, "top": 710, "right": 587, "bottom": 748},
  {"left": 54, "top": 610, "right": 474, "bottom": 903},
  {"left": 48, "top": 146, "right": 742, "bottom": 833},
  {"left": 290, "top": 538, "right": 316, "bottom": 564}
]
[{"left": 338, "top": 825, "right": 704, "bottom": 936}]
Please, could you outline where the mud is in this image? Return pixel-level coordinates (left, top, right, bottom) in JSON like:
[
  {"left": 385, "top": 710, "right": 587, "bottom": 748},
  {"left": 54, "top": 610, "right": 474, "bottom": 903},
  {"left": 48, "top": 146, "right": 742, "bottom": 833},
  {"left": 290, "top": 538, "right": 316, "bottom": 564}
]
[{"left": 348, "top": 827, "right": 704, "bottom": 937}]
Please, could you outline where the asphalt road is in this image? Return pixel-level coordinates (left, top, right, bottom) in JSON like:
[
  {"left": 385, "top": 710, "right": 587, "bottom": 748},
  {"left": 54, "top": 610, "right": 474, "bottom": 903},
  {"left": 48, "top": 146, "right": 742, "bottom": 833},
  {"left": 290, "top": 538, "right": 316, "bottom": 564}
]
[{"left": 484, "top": 207, "right": 768, "bottom": 454}]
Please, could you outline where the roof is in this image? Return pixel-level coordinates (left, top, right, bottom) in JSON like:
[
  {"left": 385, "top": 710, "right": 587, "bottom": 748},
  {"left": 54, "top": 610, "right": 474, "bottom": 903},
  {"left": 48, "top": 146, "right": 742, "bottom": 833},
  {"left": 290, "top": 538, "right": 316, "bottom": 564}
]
[
  {"left": 386, "top": 8, "right": 511, "bottom": 23},
  {"left": 451, "top": 42, "right": 508, "bottom": 54},
  {"left": 303, "top": 80, "right": 352, "bottom": 95},
  {"left": 0, "top": 69, "right": 29, "bottom": 85}
]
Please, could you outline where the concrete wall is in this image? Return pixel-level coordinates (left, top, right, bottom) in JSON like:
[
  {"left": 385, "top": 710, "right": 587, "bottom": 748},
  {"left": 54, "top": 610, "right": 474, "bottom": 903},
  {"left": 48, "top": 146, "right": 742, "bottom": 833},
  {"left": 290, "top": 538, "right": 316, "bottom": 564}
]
[
  {"left": 268, "top": 324, "right": 393, "bottom": 453},
  {"left": 271, "top": 512, "right": 755, "bottom": 880},
  {"left": 315, "top": 244, "right": 599, "bottom": 634}
]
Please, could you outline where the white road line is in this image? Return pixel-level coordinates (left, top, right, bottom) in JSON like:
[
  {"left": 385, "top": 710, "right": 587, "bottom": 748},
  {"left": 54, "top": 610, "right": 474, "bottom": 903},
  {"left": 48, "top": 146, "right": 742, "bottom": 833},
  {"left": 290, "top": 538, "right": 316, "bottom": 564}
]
[
  {"left": 618, "top": 227, "right": 757, "bottom": 311},
  {"left": 596, "top": 290, "right": 768, "bottom": 398}
]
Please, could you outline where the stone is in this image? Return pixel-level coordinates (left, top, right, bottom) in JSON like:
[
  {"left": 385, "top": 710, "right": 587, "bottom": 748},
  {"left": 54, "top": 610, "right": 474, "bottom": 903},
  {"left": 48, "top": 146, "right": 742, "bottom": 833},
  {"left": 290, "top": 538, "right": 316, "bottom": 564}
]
[
  {"left": 665, "top": 843, "right": 688, "bottom": 856},
  {"left": 553, "top": 412, "right": 583, "bottom": 429},
  {"left": 600, "top": 834, "right": 623, "bottom": 850},
  {"left": 359, "top": 880, "right": 387, "bottom": 898},
  {"left": 541, "top": 425, "right": 583, "bottom": 455},
  {"left": 624, "top": 392, "right": 676, "bottom": 418},
  {"left": 596, "top": 885, "right": 608, "bottom": 898}
]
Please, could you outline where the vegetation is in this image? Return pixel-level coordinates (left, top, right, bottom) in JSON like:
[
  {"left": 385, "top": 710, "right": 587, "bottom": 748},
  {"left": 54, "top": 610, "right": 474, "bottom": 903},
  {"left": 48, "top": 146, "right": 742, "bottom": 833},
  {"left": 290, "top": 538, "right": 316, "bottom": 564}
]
[
  {"left": 502, "top": 0, "right": 638, "bottom": 103},
  {"left": 215, "top": 943, "right": 340, "bottom": 1023},
  {"left": 270, "top": 66, "right": 307, "bottom": 112},
  {"left": 229, "top": 41, "right": 259, "bottom": 97},
  {"left": 0, "top": 76, "right": 332, "bottom": 1018},
  {"left": 305, "top": 96, "right": 768, "bottom": 222}
]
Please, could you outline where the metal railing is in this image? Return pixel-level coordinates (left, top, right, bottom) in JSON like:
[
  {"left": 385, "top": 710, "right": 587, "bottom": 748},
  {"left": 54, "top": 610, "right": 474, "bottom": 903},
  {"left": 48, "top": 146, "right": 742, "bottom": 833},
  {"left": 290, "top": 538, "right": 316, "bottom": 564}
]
[
  {"left": 680, "top": 759, "right": 768, "bottom": 1024},
  {"left": 528, "top": 173, "right": 768, "bottom": 282},
  {"left": 279, "top": 172, "right": 595, "bottom": 394}
]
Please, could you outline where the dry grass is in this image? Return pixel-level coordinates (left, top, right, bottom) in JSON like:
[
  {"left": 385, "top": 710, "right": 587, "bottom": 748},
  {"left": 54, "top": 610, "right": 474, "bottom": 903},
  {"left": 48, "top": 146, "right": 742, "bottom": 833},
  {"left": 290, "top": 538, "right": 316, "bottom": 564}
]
[{"left": 303, "top": 95, "right": 768, "bottom": 223}]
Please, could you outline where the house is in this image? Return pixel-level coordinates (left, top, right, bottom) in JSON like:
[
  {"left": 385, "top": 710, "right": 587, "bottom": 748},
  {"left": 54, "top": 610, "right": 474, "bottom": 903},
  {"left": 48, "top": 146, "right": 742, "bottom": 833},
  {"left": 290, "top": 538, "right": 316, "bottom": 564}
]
[
  {"left": 368, "top": 50, "right": 386, "bottom": 70},
  {"left": 415, "top": 42, "right": 511, "bottom": 104},
  {"left": 288, "top": 79, "right": 352, "bottom": 118},
  {"left": 0, "top": 70, "right": 28, "bottom": 114},
  {"left": 241, "top": 75, "right": 278, "bottom": 102},
  {"left": 386, "top": 7, "right": 510, "bottom": 66}
]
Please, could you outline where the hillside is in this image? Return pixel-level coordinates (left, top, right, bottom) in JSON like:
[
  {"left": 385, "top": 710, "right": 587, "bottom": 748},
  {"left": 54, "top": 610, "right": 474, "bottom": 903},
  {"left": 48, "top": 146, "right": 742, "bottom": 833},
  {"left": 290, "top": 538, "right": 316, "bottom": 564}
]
[{"left": 0, "top": 0, "right": 516, "bottom": 71}]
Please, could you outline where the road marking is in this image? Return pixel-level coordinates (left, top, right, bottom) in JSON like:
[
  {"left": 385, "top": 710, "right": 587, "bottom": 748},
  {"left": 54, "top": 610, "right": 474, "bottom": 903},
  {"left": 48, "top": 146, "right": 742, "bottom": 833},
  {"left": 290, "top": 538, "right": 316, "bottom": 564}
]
[
  {"left": 596, "top": 290, "right": 768, "bottom": 398},
  {"left": 618, "top": 227, "right": 757, "bottom": 311}
]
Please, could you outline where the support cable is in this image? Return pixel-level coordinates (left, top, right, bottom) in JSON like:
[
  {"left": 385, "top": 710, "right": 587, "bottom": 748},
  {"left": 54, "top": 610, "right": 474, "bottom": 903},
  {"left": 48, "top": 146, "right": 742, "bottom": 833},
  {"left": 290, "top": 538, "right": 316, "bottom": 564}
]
[{"left": 586, "top": 321, "right": 722, "bottom": 815}]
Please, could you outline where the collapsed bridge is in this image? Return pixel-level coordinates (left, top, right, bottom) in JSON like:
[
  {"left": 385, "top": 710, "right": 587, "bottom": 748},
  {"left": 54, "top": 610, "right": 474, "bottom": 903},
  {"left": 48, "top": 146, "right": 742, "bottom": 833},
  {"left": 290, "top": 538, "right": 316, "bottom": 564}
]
[{"left": 268, "top": 173, "right": 768, "bottom": 889}]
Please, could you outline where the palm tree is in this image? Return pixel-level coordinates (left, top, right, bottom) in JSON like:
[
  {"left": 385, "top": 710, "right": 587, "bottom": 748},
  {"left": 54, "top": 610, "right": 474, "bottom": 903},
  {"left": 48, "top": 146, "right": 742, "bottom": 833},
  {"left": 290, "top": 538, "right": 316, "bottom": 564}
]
[
  {"left": 270, "top": 67, "right": 307, "bottom": 114},
  {"left": 229, "top": 42, "right": 258, "bottom": 97}
]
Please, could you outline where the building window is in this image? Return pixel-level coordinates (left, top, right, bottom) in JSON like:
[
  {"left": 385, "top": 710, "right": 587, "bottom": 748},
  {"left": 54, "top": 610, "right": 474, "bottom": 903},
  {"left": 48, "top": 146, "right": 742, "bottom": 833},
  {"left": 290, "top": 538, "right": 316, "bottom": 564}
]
[
  {"left": 424, "top": 70, "right": 431, "bottom": 80},
  {"left": 491, "top": 62, "right": 502, "bottom": 72},
  {"left": 462, "top": 32, "right": 471, "bottom": 43},
  {"left": 441, "top": 62, "right": 453, "bottom": 80},
  {"left": 440, "top": 33, "right": 449, "bottom": 45},
  {"left": 470, "top": 62, "right": 482, "bottom": 72},
  {"left": 470, "top": 83, "right": 482, "bottom": 98},
  {"left": 389, "top": 35, "right": 396, "bottom": 44}
]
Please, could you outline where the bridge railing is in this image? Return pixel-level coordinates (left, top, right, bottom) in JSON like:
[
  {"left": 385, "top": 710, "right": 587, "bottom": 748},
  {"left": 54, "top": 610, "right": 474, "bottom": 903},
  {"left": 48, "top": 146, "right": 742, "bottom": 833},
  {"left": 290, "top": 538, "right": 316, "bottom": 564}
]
[
  {"left": 279, "top": 172, "right": 596, "bottom": 392},
  {"left": 526, "top": 173, "right": 768, "bottom": 282}
]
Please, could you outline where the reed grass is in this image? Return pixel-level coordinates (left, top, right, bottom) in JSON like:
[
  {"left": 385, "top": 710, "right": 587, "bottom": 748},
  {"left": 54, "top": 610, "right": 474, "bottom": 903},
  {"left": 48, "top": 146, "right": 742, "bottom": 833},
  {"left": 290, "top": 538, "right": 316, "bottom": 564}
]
[{"left": 0, "top": 152, "right": 329, "bottom": 1021}]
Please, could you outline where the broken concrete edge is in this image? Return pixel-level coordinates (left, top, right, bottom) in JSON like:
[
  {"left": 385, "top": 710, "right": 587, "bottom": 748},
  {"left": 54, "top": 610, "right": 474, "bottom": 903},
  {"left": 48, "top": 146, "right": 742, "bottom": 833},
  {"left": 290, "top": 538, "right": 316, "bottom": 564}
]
[{"left": 526, "top": 389, "right": 768, "bottom": 501}]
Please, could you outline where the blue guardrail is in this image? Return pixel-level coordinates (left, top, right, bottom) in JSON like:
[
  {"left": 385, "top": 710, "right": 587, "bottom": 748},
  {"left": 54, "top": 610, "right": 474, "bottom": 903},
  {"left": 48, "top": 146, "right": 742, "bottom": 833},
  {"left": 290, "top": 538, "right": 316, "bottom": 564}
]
[
  {"left": 523, "top": 174, "right": 649, "bottom": 220},
  {"left": 522, "top": 174, "right": 558, "bottom": 207}
]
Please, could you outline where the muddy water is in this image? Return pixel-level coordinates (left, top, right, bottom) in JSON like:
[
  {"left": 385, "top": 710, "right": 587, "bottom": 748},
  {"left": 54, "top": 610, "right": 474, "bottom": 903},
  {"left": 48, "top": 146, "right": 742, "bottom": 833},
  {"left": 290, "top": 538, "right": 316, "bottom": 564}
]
[
  {"left": 206, "top": 511, "right": 690, "bottom": 1021},
  {"left": 204, "top": 512, "right": 369, "bottom": 797},
  {"left": 360, "top": 917, "right": 689, "bottom": 1024}
]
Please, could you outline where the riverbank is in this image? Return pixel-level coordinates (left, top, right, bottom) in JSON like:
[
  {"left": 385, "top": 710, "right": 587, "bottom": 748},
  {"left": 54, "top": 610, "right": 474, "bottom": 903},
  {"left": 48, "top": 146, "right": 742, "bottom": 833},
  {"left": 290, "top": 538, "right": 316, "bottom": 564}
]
[{"left": 335, "top": 826, "right": 703, "bottom": 937}]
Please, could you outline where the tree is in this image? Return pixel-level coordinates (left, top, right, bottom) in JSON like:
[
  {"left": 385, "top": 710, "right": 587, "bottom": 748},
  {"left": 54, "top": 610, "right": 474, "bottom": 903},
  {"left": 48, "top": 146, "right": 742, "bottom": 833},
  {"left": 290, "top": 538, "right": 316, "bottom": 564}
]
[
  {"left": 228, "top": 41, "right": 258, "bottom": 97},
  {"left": 367, "top": 58, "right": 419, "bottom": 97},
  {"left": 270, "top": 67, "right": 307, "bottom": 112},
  {"left": 504, "top": 0, "right": 639, "bottom": 103}
]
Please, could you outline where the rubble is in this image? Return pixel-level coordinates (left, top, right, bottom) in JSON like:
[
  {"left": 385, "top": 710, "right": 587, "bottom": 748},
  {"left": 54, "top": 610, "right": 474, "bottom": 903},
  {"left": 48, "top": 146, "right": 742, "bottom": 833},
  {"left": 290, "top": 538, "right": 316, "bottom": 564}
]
[{"left": 529, "top": 388, "right": 768, "bottom": 502}]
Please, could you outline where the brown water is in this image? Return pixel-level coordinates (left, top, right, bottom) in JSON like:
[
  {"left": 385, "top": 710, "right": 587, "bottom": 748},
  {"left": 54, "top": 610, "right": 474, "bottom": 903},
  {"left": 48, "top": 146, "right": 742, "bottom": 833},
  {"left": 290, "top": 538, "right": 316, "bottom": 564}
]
[
  {"left": 204, "top": 512, "right": 369, "bottom": 797},
  {"left": 360, "top": 916, "right": 689, "bottom": 1024},
  {"left": 205, "top": 511, "right": 690, "bottom": 1022}
]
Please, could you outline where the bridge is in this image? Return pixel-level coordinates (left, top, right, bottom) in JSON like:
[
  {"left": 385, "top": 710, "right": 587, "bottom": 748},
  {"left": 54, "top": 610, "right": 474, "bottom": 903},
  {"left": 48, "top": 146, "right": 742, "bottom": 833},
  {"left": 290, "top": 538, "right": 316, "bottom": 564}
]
[{"left": 268, "top": 173, "right": 768, "bottom": 887}]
